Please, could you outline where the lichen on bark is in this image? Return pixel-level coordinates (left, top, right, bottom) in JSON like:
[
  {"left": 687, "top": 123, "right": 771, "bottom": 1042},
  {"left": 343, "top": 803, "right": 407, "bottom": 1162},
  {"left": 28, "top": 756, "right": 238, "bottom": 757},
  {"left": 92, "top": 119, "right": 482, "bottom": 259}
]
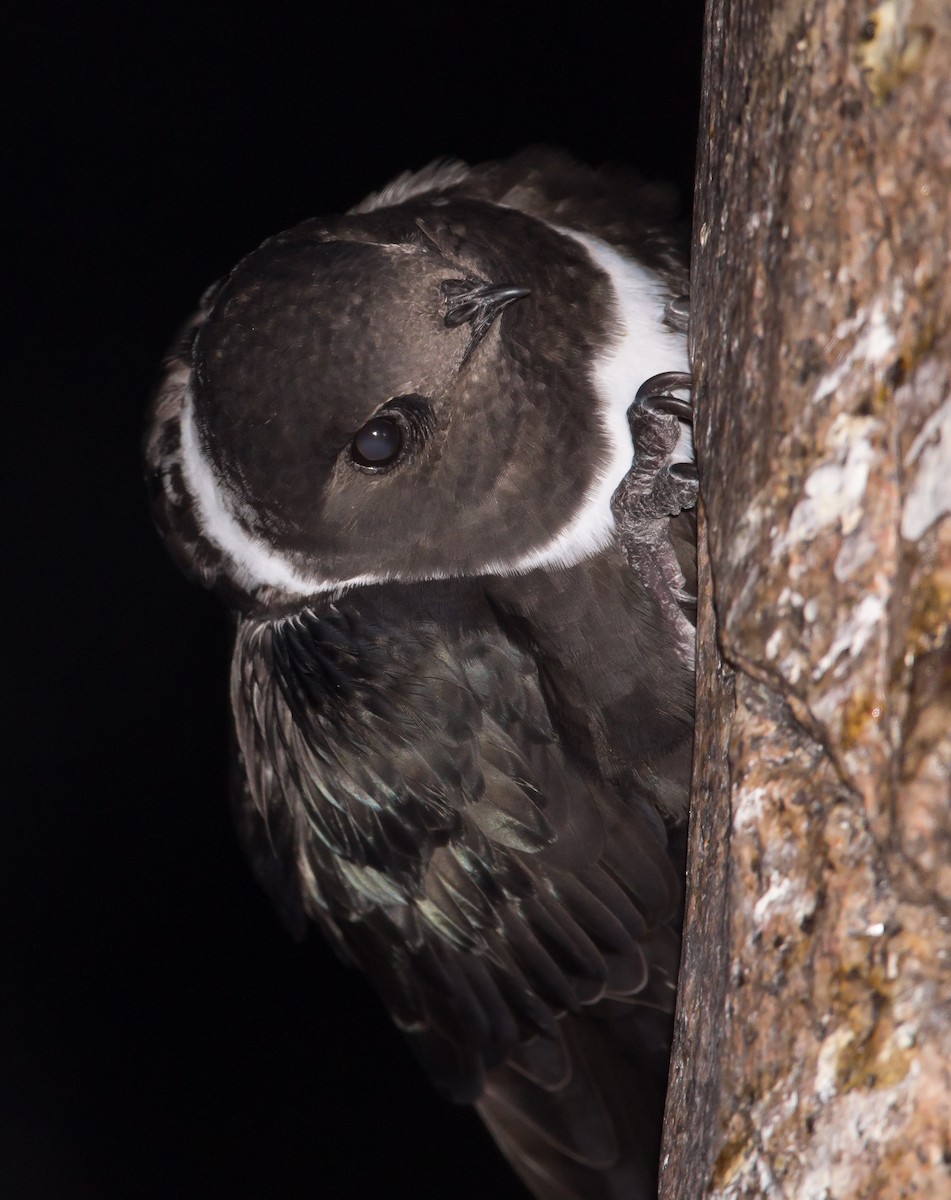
[{"left": 661, "top": 0, "right": 951, "bottom": 1196}]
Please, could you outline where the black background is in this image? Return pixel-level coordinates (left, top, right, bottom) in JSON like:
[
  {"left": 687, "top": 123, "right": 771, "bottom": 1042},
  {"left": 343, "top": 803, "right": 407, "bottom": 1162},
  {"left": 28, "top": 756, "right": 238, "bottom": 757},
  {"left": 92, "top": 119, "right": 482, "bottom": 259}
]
[{"left": 7, "top": 5, "right": 702, "bottom": 1197}]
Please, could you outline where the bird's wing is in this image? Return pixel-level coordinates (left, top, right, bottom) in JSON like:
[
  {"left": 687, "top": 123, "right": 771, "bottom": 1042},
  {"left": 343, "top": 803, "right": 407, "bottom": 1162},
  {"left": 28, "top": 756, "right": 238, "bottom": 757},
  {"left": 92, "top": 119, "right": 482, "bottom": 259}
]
[
  {"left": 351, "top": 146, "right": 688, "bottom": 291},
  {"left": 230, "top": 599, "right": 680, "bottom": 1122}
]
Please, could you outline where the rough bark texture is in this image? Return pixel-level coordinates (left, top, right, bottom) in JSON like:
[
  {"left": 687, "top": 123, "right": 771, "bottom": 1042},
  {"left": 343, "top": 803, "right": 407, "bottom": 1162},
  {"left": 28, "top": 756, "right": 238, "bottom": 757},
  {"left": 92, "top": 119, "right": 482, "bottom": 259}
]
[{"left": 661, "top": 1, "right": 951, "bottom": 1197}]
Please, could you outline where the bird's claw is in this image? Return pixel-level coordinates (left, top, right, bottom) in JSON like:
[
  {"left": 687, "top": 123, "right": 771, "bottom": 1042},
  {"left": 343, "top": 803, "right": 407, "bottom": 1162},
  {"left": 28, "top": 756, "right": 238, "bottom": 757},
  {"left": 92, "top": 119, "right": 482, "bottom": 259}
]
[
  {"left": 613, "top": 349, "right": 698, "bottom": 656},
  {"left": 668, "top": 461, "right": 698, "bottom": 482},
  {"left": 663, "top": 294, "right": 690, "bottom": 334},
  {"left": 619, "top": 350, "right": 696, "bottom": 524},
  {"left": 633, "top": 371, "right": 694, "bottom": 423}
]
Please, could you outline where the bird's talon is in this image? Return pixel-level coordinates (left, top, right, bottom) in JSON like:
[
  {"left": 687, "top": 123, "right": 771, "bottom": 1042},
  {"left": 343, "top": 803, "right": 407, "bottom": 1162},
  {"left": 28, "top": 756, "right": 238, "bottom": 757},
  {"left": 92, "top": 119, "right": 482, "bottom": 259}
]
[
  {"left": 624, "top": 370, "right": 697, "bottom": 515},
  {"left": 634, "top": 370, "right": 693, "bottom": 405},
  {"left": 640, "top": 394, "right": 694, "bottom": 421},
  {"left": 663, "top": 294, "right": 690, "bottom": 333},
  {"left": 634, "top": 371, "right": 694, "bottom": 424}
]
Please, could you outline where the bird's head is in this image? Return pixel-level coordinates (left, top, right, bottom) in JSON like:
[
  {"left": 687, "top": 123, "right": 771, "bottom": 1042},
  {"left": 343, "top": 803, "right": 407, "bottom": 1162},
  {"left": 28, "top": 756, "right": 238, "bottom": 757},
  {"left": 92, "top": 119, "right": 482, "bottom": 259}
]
[{"left": 146, "top": 195, "right": 651, "bottom": 611}]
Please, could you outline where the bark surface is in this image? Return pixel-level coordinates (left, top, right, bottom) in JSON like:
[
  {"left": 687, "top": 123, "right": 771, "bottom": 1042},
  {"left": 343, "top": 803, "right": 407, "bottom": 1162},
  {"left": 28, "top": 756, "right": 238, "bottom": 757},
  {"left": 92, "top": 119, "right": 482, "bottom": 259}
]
[{"left": 662, "top": 1, "right": 951, "bottom": 1196}]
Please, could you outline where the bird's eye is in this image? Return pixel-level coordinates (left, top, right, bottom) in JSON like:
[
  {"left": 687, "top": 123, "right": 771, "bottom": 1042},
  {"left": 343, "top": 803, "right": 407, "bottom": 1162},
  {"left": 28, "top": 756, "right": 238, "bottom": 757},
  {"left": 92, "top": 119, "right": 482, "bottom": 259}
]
[{"left": 351, "top": 416, "right": 403, "bottom": 468}]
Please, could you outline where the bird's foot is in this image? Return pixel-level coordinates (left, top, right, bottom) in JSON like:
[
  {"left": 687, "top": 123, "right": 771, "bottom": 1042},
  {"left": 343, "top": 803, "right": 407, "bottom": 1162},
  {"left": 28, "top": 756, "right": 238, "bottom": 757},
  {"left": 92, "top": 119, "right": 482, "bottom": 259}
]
[
  {"left": 622, "top": 366, "right": 697, "bottom": 520},
  {"left": 613, "top": 360, "right": 698, "bottom": 661}
]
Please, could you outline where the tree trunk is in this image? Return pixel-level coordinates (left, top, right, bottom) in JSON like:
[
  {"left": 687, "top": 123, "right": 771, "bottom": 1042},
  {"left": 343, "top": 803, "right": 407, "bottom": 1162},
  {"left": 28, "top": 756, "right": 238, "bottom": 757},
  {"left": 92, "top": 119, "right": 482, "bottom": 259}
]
[{"left": 661, "top": 1, "right": 951, "bottom": 1196}]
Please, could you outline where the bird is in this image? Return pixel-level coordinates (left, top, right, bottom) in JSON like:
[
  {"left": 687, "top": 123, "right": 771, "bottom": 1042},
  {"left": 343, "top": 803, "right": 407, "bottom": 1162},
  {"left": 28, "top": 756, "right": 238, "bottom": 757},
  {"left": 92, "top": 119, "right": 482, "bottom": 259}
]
[{"left": 145, "top": 147, "right": 697, "bottom": 1200}]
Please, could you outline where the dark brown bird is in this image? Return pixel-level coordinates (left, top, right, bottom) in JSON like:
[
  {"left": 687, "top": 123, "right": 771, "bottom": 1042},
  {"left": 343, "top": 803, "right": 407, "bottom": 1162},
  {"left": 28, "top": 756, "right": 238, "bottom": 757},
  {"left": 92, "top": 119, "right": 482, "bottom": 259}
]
[{"left": 145, "top": 148, "right": 696, "bottom": 1199}]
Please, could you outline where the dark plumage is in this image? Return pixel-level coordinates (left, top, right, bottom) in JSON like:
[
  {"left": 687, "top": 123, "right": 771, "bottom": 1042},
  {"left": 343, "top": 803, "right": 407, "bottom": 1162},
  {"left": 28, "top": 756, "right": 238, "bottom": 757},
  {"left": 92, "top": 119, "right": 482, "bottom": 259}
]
[{"left": 146, "top": 148, "right": 696, "bottom": 1200}]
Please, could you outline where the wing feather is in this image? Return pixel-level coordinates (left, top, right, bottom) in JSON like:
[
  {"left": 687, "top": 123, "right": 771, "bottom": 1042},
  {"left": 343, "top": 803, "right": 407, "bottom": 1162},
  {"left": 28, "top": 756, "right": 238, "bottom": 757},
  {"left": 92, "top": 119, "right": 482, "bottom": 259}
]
[
  {"left": 230, "top": 590, "right": 682, "bottom": 1193},
  {"left": 349, "top": 146, "right": 688, "bottom": 290}
]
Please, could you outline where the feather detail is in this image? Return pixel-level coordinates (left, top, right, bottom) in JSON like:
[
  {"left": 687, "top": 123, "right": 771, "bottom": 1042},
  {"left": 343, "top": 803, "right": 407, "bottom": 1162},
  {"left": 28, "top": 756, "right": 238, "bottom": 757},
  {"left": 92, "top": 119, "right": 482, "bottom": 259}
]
[
  {"left": 230, "top": 582, "right": 683, "bottom": 1123},
  {"left": 184, "top": 149, "right": 699, "bottom": 1200}
]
